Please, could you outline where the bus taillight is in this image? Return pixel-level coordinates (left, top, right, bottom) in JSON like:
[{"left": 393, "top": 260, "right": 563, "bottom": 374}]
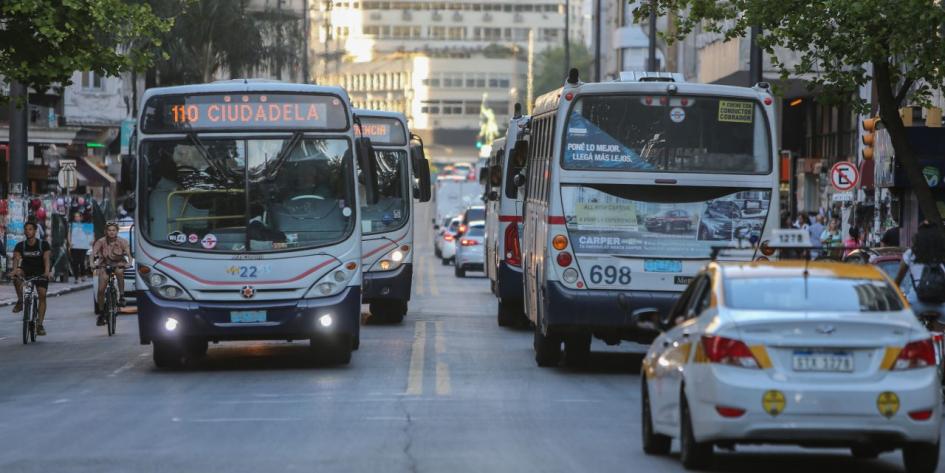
[
  {"left": 504, "top": 223, "right": 522, "bottom": 267},
  {"left": 556, "top": 252, "right": 573, "bottom": 267}
]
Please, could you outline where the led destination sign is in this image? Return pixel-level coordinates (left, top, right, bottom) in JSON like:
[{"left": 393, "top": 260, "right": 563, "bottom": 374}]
[
  {"left": 355, "top": 117, "right": 407, "bottom": 146},
  {"left": 142, "top": 93, "right": 349, "bottom": 132}
]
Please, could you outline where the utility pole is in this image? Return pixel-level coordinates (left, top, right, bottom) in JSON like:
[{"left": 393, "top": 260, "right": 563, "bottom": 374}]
[
  {"left": 593, "top": 0, "right": 601, "bottom": 82},
  {"left": 323, "top": 0, "right": 332, "bottom": 79},
  {"left": 8, "top": 81, "right": 28, "bottom": 197},
  {"left": 303, "top": 0, "right": 310, "bottom": 83},
  {"left": 564, "top": 0, "right": 570, "bottom": 77},
  {"left": 749, "top": 26, "right": 763, "bottom": 86},
  {"left": 647, "top": 0, "right": 658, "bottom": 71},
  {"left": 527, "top": 28, "right": 535, "bottom": 114}
]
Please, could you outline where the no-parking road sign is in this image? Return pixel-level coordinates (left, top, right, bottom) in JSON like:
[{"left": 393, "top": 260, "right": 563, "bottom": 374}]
[{"left": 830, "top": 161, "right": 859, "bottom": 192}]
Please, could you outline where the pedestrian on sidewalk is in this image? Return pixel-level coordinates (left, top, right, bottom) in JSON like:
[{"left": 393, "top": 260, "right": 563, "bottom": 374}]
[{"left": 67, "top": 212, "right": 92, "bottom": 283}]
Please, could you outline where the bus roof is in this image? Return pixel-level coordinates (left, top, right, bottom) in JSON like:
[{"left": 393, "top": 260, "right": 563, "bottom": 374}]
[
  {"left": 531, "top": 77, "right": 769, "bottom": 117},
  {"left": 353, "top": 108, "right": 408, "bottom": 123},
  {"left": 140, "top": 80, "right": 351, "bottom": 104}
]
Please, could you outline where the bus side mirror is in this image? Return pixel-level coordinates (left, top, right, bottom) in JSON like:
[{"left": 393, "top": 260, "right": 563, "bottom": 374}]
[
  {"left": 410, "top": 142, "right": 432, "bottom": 202},
  {"left": 513, "top": 173, "right": 526, "bottom": 188},
  {"left": 356, "top": 137, "right": 379, "bottom": 205}
]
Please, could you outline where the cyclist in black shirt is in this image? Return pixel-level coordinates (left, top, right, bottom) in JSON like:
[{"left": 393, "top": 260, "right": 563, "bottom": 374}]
[{"left": 12, "top": 221, "right": 51, "bottom": 335}]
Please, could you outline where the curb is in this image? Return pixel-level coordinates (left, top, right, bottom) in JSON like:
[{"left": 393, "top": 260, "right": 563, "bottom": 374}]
[{"left": 0, "top": 283, "right": 92, "bottom": 307}]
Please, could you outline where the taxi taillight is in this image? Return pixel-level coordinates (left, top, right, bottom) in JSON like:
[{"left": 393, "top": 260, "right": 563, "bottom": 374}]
[
  {"left": 702, "top": 336, "right": 761, "bottom": 369},
  {"left": 893, "top": 339, "right": 936, "bottom": 370}
]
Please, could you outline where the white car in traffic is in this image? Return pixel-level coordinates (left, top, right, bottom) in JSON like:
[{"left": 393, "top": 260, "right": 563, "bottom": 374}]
[{"left": 637, "top": 261, "right": 941, "bottom": 472}]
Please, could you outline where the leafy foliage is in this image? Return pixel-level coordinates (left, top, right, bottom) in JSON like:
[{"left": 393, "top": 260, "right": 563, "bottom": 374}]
[
  {"left": 533, "top": 42, "right": 593, "bottom": 97},
  {"left": 634, "top": 0, "right": 945, "bottom": 112},
  {"left": 0, "top": 0, "right": 172, "bottom": 97}
]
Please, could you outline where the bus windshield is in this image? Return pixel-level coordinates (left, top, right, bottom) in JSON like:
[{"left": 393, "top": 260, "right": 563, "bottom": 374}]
[
  {"left": 140, "top": 137, "right": 355, "bottom": 252},
  {"left": 361, "top": 150, "right": 409, "bottom": 234},
  {"left": 562, "top": 95, "right": 771, "bottom": 174}
]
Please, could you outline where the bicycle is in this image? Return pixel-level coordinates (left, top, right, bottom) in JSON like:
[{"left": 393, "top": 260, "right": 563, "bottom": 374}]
[
  {"left": 98, "top": 264, "right": 120, "bottom": 336},
  {"left": 17, "top": 275, "right": 45, "bottom": 344}
]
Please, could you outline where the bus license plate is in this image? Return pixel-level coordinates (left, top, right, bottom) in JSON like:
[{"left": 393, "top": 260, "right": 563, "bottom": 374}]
[
  {"left": 673, "top": 276, "right": 694, "bottom": 285},
  {"left": 230, "top": 310, "right": 267, "bottom": 323},
  {"left": 792, "top": 351, "right": 854, "bottom": 372},
  {"left": 645, "top": 259, "right": 682, "bottom": 273}
]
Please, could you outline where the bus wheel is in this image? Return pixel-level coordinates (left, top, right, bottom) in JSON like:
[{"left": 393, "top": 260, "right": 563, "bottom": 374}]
[
  {"left": 370, "top": 300, "right": 406, "bottom": 324},
  {"left": 497, "top": 299, "right": 521, "bottom": 327},
  {"left": 310, "top": 334, "right": 352, "bottom": 366},
  {"left": 153, "top": 340, "right": 185, "bottom": 369},
  {"left": 564, "top": 333, "right": 592, "bottom": 367},
  {"left": 534, "top": 325, "right": 562, "bottom": 367}
]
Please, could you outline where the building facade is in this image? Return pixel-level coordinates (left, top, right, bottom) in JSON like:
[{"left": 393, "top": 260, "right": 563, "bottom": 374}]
[{"left": 312, "top": 0, "right": 579, "bottom": 156}]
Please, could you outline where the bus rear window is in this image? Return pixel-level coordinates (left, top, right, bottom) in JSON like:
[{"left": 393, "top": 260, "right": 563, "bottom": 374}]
[
  {"left": 725, "top": 277, "right": 903, "bottom": 312},
  {"left": 562, "top": 95, "right": 771, "bottom": 174}
]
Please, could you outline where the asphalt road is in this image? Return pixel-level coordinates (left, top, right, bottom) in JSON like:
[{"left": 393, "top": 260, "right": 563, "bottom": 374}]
[{"left": 0, "top": 203, "right": 940, "bottom": 473}]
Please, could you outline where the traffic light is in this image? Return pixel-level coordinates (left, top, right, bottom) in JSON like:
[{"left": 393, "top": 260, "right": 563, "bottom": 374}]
[{"left": 861, "top": 117, "right": 880, "bottom": 160}]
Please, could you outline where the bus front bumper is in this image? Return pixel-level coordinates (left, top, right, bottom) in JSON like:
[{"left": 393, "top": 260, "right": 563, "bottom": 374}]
[
  {"left": 543, "top": 281, "right": 679, "bottom": 344},
  {"left": 137, "top": 287, "right": 361, "bottom": 344},
  {"left": 362, "top": 263, "right": 412, "bottom": 303}
]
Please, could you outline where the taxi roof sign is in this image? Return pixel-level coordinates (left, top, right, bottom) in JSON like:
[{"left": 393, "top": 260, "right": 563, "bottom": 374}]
[{"left": 768, "top": 228, "right": 813, "bottom": 248}]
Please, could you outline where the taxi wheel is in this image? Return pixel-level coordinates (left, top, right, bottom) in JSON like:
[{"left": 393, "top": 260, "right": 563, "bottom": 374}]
[
  {"left": 153, "top": 341, "right": 185, "bottom": 369},
  {"left": 534, "top": 325, "right": 562, "bottom": 367},
  {"left": 641, "top": 379, "right": 671, "bottom": 455},
  {"left": 902, "top": 441, "right": 940, "bottom": 473},
  {"left": 185, "top": 338, "right": 209, "bottom": 358},
  {"left": 497, "top": 299, "right": 520, "bottom": 327},
  {"left": 455, "top": 265, "right": 466, "bottom": 278},
  {"left": 680, "top": 393, "right": 713, "bottom": 470},
  {"left": 441, "top": 257, "right": 451, "bottom": 266}
]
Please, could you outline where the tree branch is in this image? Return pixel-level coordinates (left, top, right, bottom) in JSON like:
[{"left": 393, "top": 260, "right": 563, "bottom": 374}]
[{"left": 895, "top": 78, "right": 915, "bottom": 107}]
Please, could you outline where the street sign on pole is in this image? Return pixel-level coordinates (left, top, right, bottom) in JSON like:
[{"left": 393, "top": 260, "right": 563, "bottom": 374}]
[
  {"left": 829, "top": 161, "right": 859, "bottom": 192},
  {"left": 57, "top": 159, "right": 78, "bottom": 191}
]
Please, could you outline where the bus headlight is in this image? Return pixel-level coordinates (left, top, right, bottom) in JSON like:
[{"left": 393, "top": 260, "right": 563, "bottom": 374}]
[
  {"left": 304, "top": 262, "right": 357, "bottom": 298},
  {"left": 369, "top": 245, "right": 411, "bottom": 272},
  {"left": 143, "top": 268, "right": 191, "bottom": 301}
]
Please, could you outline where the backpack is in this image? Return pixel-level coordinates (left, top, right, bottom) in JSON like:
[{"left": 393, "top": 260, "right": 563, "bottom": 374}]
[{"left": 914, "top": 263, "right": 945, "bottom": 304}]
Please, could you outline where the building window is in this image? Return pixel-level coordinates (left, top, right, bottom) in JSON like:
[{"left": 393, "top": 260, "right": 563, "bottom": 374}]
[{"left": 81, "top": 71, "right": 103, "bottom": 90}]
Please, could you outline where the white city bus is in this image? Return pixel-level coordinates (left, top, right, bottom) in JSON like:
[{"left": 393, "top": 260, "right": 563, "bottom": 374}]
[
  {"left": 485, "top": 108, "right": 530, "bottom": 327},
  {"left": 521, "top": 70, "right": 780, "bottom": 367},
  {"left": 354, "top": 109, "right": 431, "bottom": 323},
  {"left": 132, "top": 81, "right": 379, "bottom": 368}
]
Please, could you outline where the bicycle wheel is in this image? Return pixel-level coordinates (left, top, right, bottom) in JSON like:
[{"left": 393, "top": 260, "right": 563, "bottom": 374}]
[
  {"left": 22, "top": 298, "right": 30, "bottom": 345},
  {"left": 108, "top": 289, "right": 117, "bottom": 336},
  {"left": 105, "top": 287, "right": 115, "bottom": 336},
  {"left": 28, "top": 296, "right": 37, "bottom": 343}
]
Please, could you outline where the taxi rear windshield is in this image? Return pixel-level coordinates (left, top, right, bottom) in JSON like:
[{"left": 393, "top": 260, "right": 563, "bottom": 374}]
[
  {"left": 725, "top": 277, "right": 903, "bottom": 312},
  {"left": 563, "top": 95, "right": 771, "bottom": 174}
]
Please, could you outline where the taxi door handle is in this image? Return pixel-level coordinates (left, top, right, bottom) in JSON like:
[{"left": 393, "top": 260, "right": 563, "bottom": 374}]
[{"left": 681, "top": 332, "right": 691, "bottom": 339}]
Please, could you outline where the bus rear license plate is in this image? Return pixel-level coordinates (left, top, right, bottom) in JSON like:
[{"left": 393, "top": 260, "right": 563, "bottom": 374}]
[
  {"left": 673, "top": 276, "right": 694, "bottom": 285},
  {"left": 230, "top": 310, "right": 267, "bottom": 323},
  {"left": 645, "top": 259, "right": 682, "bottom": 273}
]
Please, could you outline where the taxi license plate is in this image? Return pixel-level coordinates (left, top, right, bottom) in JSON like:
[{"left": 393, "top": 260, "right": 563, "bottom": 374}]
[
  {"left": 230, "top": 310, "right": 267, "bottom": 323},
  {"left": 792, "top": 351, "right": 854, "bottom": 372}
]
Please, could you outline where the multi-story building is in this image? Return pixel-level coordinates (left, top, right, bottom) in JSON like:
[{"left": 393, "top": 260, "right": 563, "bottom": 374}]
[{"left": 312, "top": 0, "right": 581, "bottom": 157}]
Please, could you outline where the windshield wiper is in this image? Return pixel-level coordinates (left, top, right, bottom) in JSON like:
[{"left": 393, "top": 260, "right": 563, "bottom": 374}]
[
  {"left": 187, "top": 133, "right": 240, "bottom": 185},
  {"left": 254, "top": 132, "right": 302, "bottom": 180}
]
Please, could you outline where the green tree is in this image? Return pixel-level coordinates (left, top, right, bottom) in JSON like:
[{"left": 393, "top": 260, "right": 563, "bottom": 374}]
[
  {"left": 636, "top": 0, "right": 945, "bottom": 228},
  {"left": 0, "top": 0, "right": 171, "bottom": 98},
  {"left": 533, "top": 42, "right": 593, "bottom": 97}
]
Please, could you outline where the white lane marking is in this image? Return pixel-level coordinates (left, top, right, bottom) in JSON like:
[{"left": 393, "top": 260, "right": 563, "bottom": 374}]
[
  {"left": 405, "top": 321, "right": 427, "bottom": 395},
  {"left": 171, "top": 417, "right": 303, "bottom": 423},
  {"left": 435, "top": 361, "right": 451, "bottom": 396},
  {"left": 414, "top": 255, "right": 425, "bottom": 296},
  {"left": 364, "top": 416, "right": 408, "bottom": 421},
  {"left": 52, "top": 398, "right": 69, "bottom": 404},
  {"left": 427, "top": 256, "right": 439, "bottom": 296},
  {"left": 108, "top": 352, "right": 149, "bottom": 377}
]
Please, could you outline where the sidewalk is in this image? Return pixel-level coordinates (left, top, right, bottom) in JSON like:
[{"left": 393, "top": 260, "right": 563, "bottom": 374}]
[{"left": 0, "top": 279, "right": 92, "bottom": 307}]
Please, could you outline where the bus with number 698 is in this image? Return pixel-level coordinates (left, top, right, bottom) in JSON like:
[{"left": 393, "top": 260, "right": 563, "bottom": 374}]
[
  {"left": 130, "top": 80, "right": 380, "bottom": 368},
  {"left": 520, "top": 70, "right": 780, "bottom": 367}
]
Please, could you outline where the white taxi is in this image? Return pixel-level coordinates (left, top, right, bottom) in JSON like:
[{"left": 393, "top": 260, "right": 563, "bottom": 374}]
[{"left": 637, "top": 260, "right": 941, "bottom": 472}]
